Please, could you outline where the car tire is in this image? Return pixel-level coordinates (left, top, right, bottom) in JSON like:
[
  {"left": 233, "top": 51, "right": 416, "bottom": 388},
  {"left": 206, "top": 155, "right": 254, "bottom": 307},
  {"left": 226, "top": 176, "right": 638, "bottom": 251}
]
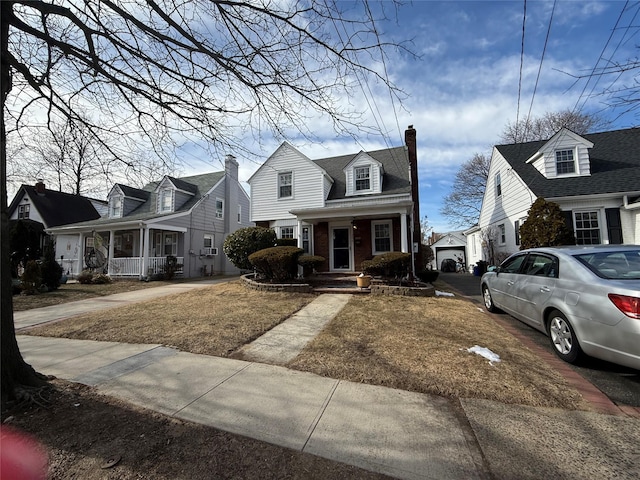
[
  {"left": 547, "top": 310, "right": 583, "bottom": 364},
  {"left": 482, "top": 284, "right": 499, "bottom": 313}
]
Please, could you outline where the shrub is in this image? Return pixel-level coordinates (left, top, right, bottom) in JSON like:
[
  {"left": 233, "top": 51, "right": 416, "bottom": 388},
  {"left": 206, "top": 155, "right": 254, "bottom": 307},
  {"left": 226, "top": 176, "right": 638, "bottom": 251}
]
[
  {"left": 249, "top": 246, "right": 304, "bottom": 281},
  {"left": 163, "top": 255, "right": 182, "bottom": 280},
  {"left": 40, "top": 243, "right": 63, "bottom": 291},
  {"left": 223, "top": 227, "right": 277, "bottom": 270},
  {"left": 298, "top": 255, "right": 325, "bottom": 276},
  {"left": 91, "top": 273, "right": 112, "bottom": 284},
  {"left": 417, "top": 269, "right": 439, "bottom": 283},
  {"left": 20, "top": 260, "right": 42, "bottom": 295},
  {"left": 519, "top": 198, "right": 575, "bottom": 249},
  {"left": 361, "top": 252, "right": 411, "bottom": 279},
  {"left": 77, "top": 270, "right": 94, "bottom": 284}
]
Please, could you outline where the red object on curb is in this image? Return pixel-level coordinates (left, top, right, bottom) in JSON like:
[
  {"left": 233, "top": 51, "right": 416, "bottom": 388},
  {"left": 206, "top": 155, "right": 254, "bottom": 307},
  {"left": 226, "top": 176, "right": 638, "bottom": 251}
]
[{"left": 0, "top": 426, "right": 48, "bottom": 480}]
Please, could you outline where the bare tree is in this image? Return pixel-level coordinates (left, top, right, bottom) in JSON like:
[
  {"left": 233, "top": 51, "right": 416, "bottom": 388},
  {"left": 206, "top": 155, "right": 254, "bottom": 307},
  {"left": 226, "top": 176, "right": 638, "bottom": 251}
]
[
  {"left": 500, "top": 109, "right": 608, "bottom": 144},
  {"left": 440, "top": 153, "right": 490, "bottom": 228},
  {"left": 1, "top": 1, "right": 410, "bottom": 405}
]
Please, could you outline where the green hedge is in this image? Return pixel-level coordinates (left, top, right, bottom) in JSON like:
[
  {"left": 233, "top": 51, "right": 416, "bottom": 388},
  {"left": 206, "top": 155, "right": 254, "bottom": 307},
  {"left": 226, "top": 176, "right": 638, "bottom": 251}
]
[
  {"left": 298, "top": 255, "right": 325, "bottom": 276},
  {"left": 249, "top": 246, "right": 304, "bottom": 281},
  {"left": 361, "top": 252, "right": 411, "bottom": 279},
  {"left": 223, "top": 227, "right": 277, "bottom": 270}
]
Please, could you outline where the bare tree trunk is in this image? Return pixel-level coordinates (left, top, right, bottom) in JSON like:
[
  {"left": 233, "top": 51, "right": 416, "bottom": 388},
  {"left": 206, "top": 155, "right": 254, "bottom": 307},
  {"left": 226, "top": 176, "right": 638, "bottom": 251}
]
[{"left": 1, "top": 2, "right": 48, "bottom": 409}]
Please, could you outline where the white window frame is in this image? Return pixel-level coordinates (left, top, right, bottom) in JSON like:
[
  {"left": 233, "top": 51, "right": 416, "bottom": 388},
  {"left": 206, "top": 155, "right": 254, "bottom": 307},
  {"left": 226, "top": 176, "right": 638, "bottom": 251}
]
[
  {"left": 110, "top": 196, "right": 122, "bottom": 218},
  {"left": 574, "top": 210, "right": 601, "bottom": 245},
  {"left": 215, "top": 198, "right": 224, "bottom": 219},
  {"left": 163, "top": 232, "right": 178, "bottom": 256},
  {"left": 237, "top": 204, "right": 242, "bottom": 224},
  {"left": 280, "top": 226, "right": 295, "bottom": 239},
  {"left": 354, "top": 165, "right": 371, "bottom": 192},
  {"left": 278, "top": 171, "right": 293, "bottom": 199},
  {"left": 495, "top": 172, "right": 502, "bottom": 198},
  {"left": 159, "top": 188, "right": 173, "bottom": 213},
  {"left": 371, "top": 220, "right": 393, "bottom": 254},
  {"left": 498, "top": 223, "right": 506, "bottom": 245},
  {"left": 18, "top": 204, "right": 30, "bottom": 219},
  {"left": 555, "top": 148, "right": 576, "bottom": 175},
  {"left": 302, "top": 225, "right": 312, "bottom": 254}
]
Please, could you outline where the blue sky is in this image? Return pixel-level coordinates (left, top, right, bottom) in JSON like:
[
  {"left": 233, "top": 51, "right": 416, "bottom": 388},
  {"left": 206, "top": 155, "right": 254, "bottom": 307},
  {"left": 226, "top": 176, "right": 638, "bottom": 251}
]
[{"left": 180, "top": 0, "right": 640, "bottom": 235}]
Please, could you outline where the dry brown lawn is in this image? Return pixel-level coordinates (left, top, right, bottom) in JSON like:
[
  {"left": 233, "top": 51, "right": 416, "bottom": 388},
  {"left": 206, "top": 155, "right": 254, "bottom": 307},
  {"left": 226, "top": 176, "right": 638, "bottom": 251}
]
[{"left": 25, "top": 280, "right": 589, "bottom": 410}]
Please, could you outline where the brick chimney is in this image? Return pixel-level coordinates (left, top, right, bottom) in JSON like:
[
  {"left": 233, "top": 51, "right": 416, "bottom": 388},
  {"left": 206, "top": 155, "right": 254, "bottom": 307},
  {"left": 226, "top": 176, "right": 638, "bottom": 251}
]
[
  {"left": 35, "top": 179, "right": 46, "bottom": 195},
  {"left": 405, "top": 125, "right": 423, "bottom": 272}
]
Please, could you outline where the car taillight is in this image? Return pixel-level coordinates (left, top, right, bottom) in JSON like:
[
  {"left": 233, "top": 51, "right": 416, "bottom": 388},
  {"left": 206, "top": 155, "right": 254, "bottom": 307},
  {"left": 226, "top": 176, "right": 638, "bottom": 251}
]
[{"left": 608, "top": 294, "right": 640, "bottom": 319}]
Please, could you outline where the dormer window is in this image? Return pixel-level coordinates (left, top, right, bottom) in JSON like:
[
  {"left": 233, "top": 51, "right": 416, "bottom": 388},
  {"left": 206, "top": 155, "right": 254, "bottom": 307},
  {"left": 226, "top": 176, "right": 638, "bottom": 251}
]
[
  {"left": 556, "top": 149, "right": 575, "bottom": 175},
  {"left": 355, "top": 166, "right": 371, "bottom": 191},
  {"left": 159, "top": 188, "right": 173, "bottom": 212},
  {"left": 109, "top": 195, "right": 122, "bottom": 218},
  {"left": 18, "top": 204, "right": 30, "bottom": 219}
]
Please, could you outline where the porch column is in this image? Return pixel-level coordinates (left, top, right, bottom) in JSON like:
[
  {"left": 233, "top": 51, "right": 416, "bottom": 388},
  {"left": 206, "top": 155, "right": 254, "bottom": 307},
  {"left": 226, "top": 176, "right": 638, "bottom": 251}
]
[
  {"left": 297, "top": 219, "right": 303, "bottom": 249},
  {"left": 400, "top": 213, "right": 408, "bottom": 253},
  {"left": 107, "top": 230, "right": 115, "bottom": 275},
  {"left": 78, "top": 232, "right": 85, "bottom": 275},
  {"left": 139, "top": 226, "right": 144, "bottom": 278},
  {"left": 142, "top": 227, "right": 150, "bottom": 279}
]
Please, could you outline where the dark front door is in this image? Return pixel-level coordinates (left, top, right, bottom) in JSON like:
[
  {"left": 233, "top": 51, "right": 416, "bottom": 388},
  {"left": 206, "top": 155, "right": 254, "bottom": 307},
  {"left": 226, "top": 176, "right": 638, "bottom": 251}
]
[{"left": 332, "top": 227, "right": 351, "bottom": 270}]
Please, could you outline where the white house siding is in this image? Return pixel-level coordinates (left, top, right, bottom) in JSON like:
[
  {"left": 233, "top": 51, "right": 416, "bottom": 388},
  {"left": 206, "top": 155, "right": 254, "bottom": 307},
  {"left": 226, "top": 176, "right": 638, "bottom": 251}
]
[
  {"left": 479, "top": 148, "right": 535, "bottom": 257},
  {"left": 620, "top": 208, "right": 638, "bottom": 244},
  {"left": 250, "top": 144, "right": 326, "bottom": 223},
  {"left": 10, "top": 197, "right": 44, "bottom": 224},
  {"left": 54, "top": 233, "right": 83, "bottom": 275},
  {"left": 554, "top": 197, "right": 625, "bottom": 244},
  {"left": 539, "top": 133, "right": 592, "bottom": 178}
]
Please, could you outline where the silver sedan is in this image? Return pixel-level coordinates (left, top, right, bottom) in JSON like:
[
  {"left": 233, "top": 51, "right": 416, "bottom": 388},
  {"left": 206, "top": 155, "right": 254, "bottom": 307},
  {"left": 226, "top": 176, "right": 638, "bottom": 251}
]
[{"left": 481, "top": 245, "right": 640, "bottom": 370}]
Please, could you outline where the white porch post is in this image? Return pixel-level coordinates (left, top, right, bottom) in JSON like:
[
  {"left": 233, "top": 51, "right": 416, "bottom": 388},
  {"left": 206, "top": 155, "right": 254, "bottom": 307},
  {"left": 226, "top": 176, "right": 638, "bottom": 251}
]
[
  {"left": 107, "top": 230, "right": 115, "bottom": 275},
  {"left": 142, "top": 226, "right": 150, "bottom": 279},
  {"left": 297, "top": 219, "right": 303, "bottom": 249},
  {"left": 400, "top": 213, "right": 408, "bottom": 253},
  {"left": 78, "top": 232, "right": 85, "bottom": 275}
]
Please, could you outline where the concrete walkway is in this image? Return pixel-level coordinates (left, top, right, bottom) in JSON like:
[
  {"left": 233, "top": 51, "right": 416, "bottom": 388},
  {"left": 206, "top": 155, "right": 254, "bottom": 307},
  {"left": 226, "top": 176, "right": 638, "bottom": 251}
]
[{"left": 15, "top": 279, "right": 640, "bottom": 480}]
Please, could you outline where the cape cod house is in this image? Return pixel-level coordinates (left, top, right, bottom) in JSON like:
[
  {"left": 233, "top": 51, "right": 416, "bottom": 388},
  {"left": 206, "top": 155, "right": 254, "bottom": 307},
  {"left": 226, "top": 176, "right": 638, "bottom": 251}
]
[
  {"left": 248, "top": 126, "right": 423, "bottom": 274},
  {"left": 47, "top": 155, "right": 251, "bottom": 278},
  {"left": 468, "top": 127, "right": 640, "bottom": 267},
  {"left": 8, "top": 181, "right": 106, "bottom": 271}
]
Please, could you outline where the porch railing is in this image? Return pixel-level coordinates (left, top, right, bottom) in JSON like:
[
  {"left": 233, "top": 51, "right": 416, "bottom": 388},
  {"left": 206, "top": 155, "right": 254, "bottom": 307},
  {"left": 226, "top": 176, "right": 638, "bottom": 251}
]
[{"left": 108, "top": 257, "right": 184, "bottom": 277}]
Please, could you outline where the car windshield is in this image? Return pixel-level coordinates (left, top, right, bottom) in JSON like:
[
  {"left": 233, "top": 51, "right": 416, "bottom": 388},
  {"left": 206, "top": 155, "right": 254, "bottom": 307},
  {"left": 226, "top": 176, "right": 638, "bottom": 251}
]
[{"left": 573, "top": 250, "right": 640, "bottom": 279}]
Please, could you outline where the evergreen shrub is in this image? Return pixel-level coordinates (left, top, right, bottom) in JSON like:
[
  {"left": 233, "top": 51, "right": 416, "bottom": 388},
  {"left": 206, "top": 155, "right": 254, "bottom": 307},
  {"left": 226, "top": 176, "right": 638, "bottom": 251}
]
[
  {"left": 249, "top": 246, "right": 304, "bottom": 281},
  {"left": 223, "top": 227, "right": 277, "bottom": 270},
  {"left": 297, "top": 255, "right": 325, "bottom": 276}
]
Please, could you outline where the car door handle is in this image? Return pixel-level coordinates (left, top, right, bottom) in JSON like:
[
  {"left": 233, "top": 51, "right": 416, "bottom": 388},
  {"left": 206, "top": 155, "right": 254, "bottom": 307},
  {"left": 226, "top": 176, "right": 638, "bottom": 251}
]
[
  {"left": 540, "top": 286, "right": 550, "bottom": 292},
  {"left": 507, "top": 281, "right": 515, "bottom": 286}
]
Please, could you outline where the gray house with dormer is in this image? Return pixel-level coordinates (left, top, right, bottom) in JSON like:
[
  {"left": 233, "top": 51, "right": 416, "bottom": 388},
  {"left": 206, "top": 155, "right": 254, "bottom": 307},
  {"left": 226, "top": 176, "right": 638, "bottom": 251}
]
[
  {"left": 467, "top": 127, "right": 640, "bottom": 267},
  {"left": 47, "top": 155, "right": 251, "bottom": 278}
]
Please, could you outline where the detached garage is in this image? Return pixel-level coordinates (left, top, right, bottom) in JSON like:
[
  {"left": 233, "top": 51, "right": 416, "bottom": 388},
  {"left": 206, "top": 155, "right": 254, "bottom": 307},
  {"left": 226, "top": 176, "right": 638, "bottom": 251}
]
[{"left": 430, "top": 231, "right": 467, "bottom": 272}]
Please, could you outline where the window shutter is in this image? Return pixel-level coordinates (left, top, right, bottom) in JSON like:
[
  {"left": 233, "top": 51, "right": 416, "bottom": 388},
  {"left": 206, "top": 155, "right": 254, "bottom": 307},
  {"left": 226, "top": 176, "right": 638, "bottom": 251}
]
[
  {"left": 605, "top": 208, "right": 623, "bottom": 244},
  {"left": 561, "top": 210, "right": 574, "bottom": 233}
]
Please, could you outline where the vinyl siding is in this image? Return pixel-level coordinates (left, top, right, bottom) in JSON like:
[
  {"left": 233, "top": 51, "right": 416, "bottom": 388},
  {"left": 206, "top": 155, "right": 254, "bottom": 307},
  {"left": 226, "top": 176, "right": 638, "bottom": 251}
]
[{"left": 250, "top": 144, "right": 326, "bottom": 222}]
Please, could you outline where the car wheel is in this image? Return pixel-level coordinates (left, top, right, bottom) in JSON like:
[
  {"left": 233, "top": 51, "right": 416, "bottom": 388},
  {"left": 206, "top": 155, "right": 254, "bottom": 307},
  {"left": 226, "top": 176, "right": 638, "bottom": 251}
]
[
  {"left": 482, "top": 284, "right": 499, "bottom": 313},
  {"left": 547, "top": 310, "right": 583, "bottom": 364}
]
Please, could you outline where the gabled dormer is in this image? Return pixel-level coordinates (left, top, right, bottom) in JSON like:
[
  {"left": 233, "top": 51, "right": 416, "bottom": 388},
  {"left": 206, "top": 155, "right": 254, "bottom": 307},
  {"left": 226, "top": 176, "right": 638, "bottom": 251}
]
[
  {"left": 108, "top": 184, "right": 149, "bottom": 219},
  {"left": 155, "top": 176, "right": 197, "bottom": 214},
  {"left": 343, "top": 152, "right": 384, "bottom": 196},
  {"left": 526, "top": 128, "right": 594, "bottom": 179}
]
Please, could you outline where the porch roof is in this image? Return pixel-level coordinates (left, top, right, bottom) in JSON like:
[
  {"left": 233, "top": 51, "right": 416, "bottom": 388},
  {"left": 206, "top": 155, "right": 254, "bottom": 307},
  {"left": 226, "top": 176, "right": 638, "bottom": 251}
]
[{"left": 290, "top": 196, "right": 413, "bottom": 223}]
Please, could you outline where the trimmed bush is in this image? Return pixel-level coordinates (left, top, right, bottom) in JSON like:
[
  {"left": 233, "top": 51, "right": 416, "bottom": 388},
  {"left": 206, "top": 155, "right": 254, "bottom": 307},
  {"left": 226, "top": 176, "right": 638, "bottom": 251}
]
[
  {"left": 361, "top": 252, "right": 411, "bottom": 279},
  {"left": 223, "top": 227, "right": 277, "bottom": 270},
  {"left": 40, "top": 243, "right": 63, "bottom": 291},
  {"left": 91, "top": 273, "right": 112, "bottom": 284},
  {"left": 417, "top": 270, "right": 439, "bottom": 283},
  {"left": 249, "top": 246, "right": 304, "bottom": 281},
  {"left": 298, "top": 255, "right": 325, "bottom": 276},
  {"left": 163, "top": 255, "right": 182, "bottom": 280}
]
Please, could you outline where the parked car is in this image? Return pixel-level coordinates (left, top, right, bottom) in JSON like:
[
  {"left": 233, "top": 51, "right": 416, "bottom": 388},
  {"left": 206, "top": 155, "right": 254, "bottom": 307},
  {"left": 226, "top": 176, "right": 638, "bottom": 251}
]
[
  {"left": 440, "top": 258, "right": 456, "bottom": 272},
  {"left": 480, "top": 245, "right": 640, "bottom": 370}
]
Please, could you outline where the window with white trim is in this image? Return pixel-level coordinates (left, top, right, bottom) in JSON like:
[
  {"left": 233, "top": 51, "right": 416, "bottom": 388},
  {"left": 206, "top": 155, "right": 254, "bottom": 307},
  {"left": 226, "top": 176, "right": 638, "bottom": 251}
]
[
  {"left": 18, "top": 204, "right": 30, "bottom": 219},
  {"left": 574, "top": 211, "right": 600, "bottom": 245},
  {"left": 556, "top": 149, "right": 575, "bottom": 175},
  {"left": 278, "top": 172, "right": 292, "bottom": 198},
  {"left": 280, "top": 226, "right": 294, "bottom": 239},
  {"left": 159, "top": 188, "right": 173, "bottom": 212},
  {"left": 109, "top": 196, "right": 122, "bottom": 218},
  {"left": 215, "top": 198, "right": 224, "bottom": 218},
  {"left": 495, "top": 172, "right": 502, "bottom": 198},
  {"left": 498, "top": 224, "right": 506, "bottom": 245},
  {"left": 354, "top": 166, "right": 371, "bottom": 191},
  {"left": 372, "top": 220, "right": 392, "bottom": 254},
  {"left": 155, "top": 232, "right": 177, "bottom": 256},
  {"left": 302, "top": 226, "right": 312, "bottom": 254}
]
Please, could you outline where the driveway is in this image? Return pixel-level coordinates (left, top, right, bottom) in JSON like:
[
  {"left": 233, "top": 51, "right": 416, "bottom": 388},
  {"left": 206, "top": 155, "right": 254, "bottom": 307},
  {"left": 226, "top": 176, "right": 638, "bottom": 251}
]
[{"left": 438, "top": 272, "right": 640, "bottom": 409}]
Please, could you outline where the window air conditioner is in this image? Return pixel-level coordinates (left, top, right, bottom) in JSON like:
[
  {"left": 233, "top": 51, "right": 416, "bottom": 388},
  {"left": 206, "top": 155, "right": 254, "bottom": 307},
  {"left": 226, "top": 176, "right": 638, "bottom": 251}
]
[{"left": 203, "top": 247, "right": 218, "bottom": 256}]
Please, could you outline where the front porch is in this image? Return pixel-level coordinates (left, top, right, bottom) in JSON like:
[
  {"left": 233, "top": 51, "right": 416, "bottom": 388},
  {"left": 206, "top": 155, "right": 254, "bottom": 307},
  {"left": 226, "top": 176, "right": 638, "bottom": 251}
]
[{"left": 108, "top": 256, "right": 185, "bottom": 277}]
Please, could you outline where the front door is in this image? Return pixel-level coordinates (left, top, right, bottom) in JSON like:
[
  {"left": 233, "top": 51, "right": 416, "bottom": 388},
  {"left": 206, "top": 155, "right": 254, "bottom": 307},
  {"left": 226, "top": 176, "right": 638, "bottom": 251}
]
[{"left": 331, "top": 227, "right": 351, "bottom": 270}]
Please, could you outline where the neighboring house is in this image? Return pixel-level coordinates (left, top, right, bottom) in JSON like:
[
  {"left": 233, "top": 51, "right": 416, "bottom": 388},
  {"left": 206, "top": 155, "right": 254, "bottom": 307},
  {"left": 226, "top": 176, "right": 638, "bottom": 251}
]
[
  {"left": 248, "top": 126, "right": 422, "bottom": 274},
  {"left": 474, "top": 127, "right": 640, "bottom": 265},
  {"left": 47, "top": 155, "right": 251, "bottom": 278},
  {"left": 430, "top": 231, "right": 467, "bottom": 271},
  {"left": 8, "top": 181, "right": 105, "bottom": 268}
]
